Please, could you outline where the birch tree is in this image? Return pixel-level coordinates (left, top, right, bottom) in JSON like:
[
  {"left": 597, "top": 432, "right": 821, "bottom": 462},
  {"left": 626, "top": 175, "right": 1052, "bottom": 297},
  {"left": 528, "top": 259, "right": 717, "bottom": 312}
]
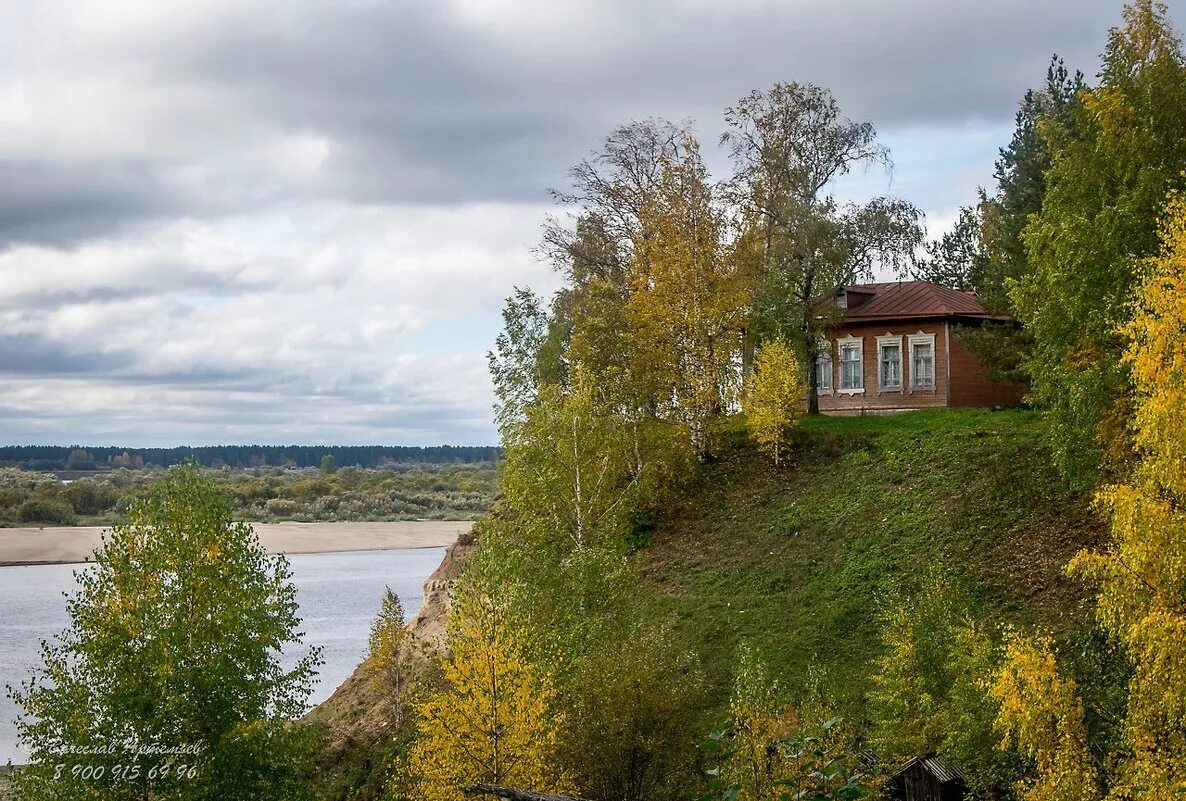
[
  {"left": 722, "top": 82, "right": 922, "bottom": 413},
  {"left": 628, "top": 137, "right": 748, "bottom": 460},
  {"left": 407, "top": 591, "right": 570, "bottom": 801}
]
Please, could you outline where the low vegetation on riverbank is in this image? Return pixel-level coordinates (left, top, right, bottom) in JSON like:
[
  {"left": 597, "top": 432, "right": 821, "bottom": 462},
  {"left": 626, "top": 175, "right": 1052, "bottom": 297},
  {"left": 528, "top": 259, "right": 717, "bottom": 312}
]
[{"left": 0, "top": 463, "right": 498, "bottom": 527}]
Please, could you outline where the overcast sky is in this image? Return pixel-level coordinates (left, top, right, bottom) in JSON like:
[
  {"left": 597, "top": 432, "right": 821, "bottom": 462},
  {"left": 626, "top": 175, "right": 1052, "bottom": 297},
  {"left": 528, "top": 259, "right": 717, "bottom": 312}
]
[{"left": 0, "top": 0, "right": 1176, "bottom": 447}]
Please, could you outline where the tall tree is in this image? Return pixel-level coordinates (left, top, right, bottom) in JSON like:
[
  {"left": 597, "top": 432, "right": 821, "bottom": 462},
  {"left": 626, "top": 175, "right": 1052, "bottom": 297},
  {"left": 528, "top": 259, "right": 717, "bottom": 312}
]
[
  {"left": 488, "top": 287, "right": 552, "bottom": 438},
  {"left": 912, "top": 204, "right": 987, "bottom": 291},
  {"left": 990, "top": 193, "right": 1186, "bottom": 801},
  {"left": 499, "top": 379, "right": 639, "bottom": 554},
  {"left": 989, "top": 633, "right": 1099, "bottom": 801},
  {"left": 721, "top": 82, "right": 923, "bottom": 413},
  {"left": 10, "top": 463, "right": 322, "bottom": 801},
  {"left": 935, "top": 57, "right": 1085, "bottom": 387},
  {"left": 628, "top": 137, "right": 749, "bottom": 460},
  {"left": 367, "top": 587, "right": 413, "bottom": 730},
  {"left": 980, "top": 56, "right": 1084, "bottom": 313},
  {"left": 1012, "top": 1, "right": 1186, "bottom": 484},
  {"left": 547, "top": 118, "right": 696, "bottom": 264},
  {"left": 1070, "top": 192, "right": 1186, "bottom": 799}
]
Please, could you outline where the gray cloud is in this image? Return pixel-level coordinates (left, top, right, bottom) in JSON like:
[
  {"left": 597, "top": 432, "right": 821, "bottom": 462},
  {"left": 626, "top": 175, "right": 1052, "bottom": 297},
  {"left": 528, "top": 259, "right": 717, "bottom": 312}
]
[
  {"left": 0, "top": 0, "right": 1179, "bottom": 445},
  {"left": 2, "top": 1, "right": 1156, "bottom": 247}
]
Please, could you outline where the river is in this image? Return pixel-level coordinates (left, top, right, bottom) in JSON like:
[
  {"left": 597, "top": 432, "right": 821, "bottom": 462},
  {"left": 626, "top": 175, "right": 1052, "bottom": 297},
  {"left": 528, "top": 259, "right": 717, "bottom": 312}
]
[{"left": 0, "top": 547, "right": 444, "bottom": 765}]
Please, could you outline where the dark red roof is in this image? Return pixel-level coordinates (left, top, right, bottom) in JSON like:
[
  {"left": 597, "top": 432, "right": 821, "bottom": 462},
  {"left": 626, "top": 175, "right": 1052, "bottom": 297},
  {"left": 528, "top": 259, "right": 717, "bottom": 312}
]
[{"left": 838, "top": 281, "right": 1004, "bottom": 321}]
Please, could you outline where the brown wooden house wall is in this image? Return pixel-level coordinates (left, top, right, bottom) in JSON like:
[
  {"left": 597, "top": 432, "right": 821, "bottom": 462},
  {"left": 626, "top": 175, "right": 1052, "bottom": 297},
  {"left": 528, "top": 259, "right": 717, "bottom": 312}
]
[
  {"left": 815, "top": 319, "right": 1026, "bottom": 414},
  {"left": 947, "top": 328, "right": 1028, "bottom": 408}
]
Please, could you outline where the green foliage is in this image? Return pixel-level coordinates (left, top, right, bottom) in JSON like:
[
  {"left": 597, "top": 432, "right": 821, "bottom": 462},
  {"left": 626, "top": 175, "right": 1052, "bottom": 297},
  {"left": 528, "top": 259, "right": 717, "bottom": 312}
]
[
  {"left": 721, "top": 82, "right": 922, "bottom": 406},
  {"left": 980, "top": 56, "right": 1083, "bottom": 313},
  {"left": 488, "top": 287, "right": 553, "bottom": 437},
  {"left": 913, "top": 204, "right": 987, "bottom": 291},
  {"left": 320, "top": 454, "right": 336, "bottom": 474},
  {"left": 1012, "top": 1, "right": 1186, "bottom": 484},
  {"left": 695, "top": 645, "right": 870, "bottom": 801},
  {"left": 15, "top": 497, "right": 75, "bottom": 525},
  {"left": 457, "top": 374, "right": 705, "bottom": 801},
  {"left": 559, "top": 623, "right": 707, "bottom": 801},
  {"left": 9, "top": 463, "right": 324, "bottom": 801},
  {"left": 0, "top": 464, "right": 497, "bottom": 527},
  {"left": 499, "top": 380, "right": 640, "bottom": 554},
  {"left": 868, "top": 575, "right": 1023, "bottom": 798},
  {"left": 1002, "top": 191, "right": 1186, "bottom": 800},
  {"left": 644, "top": 409, "right": 1101, "bottom": 710}
]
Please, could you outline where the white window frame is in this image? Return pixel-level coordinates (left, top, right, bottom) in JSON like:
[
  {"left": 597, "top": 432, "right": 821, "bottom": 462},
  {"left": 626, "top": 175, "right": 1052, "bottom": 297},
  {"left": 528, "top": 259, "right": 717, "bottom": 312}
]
[
  {"left": 836, "top": 335, "right": 864, "bottom": 394},
  {"left": 816, "top": 340, "right": 833, "bottom": 394},
  {"left": 876, "top": 333, "right": 904, "bottom": 392},
  {"left": 909, "top": 332, "right": 937, "bottom": 390}
]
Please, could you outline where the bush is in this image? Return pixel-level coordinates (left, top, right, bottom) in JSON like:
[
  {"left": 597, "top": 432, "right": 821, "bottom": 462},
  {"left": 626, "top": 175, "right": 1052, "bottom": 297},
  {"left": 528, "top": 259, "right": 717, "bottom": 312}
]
[
  {"left": 265, "top": 498, "right": 299, "bottom": 517},
  {"left": 17, "top": 498, "right": 76, "bottom": 525},
  {"left": 64, "top": 480, "right": 119, "bottom": 516}
]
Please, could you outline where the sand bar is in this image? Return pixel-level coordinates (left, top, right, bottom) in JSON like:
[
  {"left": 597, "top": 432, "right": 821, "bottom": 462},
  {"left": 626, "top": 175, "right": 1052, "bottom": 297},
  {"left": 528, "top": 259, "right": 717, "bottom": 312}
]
[{"left": 0, "top": 520, "right": 469, "bottom": 566}]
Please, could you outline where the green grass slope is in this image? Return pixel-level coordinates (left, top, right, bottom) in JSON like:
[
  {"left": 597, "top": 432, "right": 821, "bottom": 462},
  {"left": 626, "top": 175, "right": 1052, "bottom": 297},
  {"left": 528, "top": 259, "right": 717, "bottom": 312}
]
[{"left": 642, "top": 409, "right": 1105, "bottom": 708}]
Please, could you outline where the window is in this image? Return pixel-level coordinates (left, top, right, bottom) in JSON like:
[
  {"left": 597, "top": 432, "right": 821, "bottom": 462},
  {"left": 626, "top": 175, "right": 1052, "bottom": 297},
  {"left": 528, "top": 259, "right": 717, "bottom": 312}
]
[
  {"left": 877, "top": 334, "right": 903, "bottom": 390},
  {"left": 910, "top": 333, "right": 936, "bottom": 389},
  {"left": 817, "top": 344, "right": 833, "bottom": 393},
  {"left": 838, "top": 337, "right": 863, "bottom": 392}
]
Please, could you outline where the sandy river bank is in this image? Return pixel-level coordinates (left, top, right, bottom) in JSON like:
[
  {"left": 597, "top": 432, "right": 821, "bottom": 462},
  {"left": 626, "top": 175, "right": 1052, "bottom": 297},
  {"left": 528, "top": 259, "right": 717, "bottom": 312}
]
[{"left": 0, "top": 520, "right": 470, "bottom": 566}]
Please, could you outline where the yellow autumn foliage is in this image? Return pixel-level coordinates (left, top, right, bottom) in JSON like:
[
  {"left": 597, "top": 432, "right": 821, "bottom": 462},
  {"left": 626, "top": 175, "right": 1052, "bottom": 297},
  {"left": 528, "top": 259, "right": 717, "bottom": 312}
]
[
  {"left": 989, "top": 632, "right": 1099, "bottom": 801},
  {"left": 627, "top": 137, "right": 748, "bottom": 461},
  {"left": 992, "top": 194, "right": 1186, "bottom": 801},
  {"left": 405, "top": 590, "right": 570, "bottom": 801},
  {"left": 745, "top": 338, "right": 802, "bottom": 465},
  {"left": 1068, "top": 191, "right": 1186, "bottom": 800}
]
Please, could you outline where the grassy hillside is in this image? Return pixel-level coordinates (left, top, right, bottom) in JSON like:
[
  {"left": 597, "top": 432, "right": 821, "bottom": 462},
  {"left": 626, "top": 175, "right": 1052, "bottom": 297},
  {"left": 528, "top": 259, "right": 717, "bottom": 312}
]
[
  {"left": 642, "top": 408, "right": 1105, "bottom": 709},
  {"left": 308, "top": 408, "right": 1107, "bottom": 798}
]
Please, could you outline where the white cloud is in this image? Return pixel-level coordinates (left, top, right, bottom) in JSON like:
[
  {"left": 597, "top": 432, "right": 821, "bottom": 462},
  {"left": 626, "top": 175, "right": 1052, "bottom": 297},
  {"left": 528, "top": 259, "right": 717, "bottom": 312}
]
[{"left": 0, "top": 201, "right": 557, "bottom": 444}]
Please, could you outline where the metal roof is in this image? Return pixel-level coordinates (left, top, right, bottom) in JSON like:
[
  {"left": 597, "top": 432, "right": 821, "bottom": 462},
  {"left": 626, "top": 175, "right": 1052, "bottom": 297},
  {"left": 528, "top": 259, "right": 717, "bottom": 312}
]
[{"left": 839, "top": 281, "right": 1001, "bottom": 321}]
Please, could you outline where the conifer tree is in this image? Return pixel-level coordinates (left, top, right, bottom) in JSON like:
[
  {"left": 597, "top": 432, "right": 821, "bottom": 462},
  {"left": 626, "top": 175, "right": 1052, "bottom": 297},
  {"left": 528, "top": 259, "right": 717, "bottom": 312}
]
[
  {"left": 1012, "top": 0, "right": 1186, "bottom": 484},
  {"left": 368, "top": 587, "right": 412, "bottom": 728}
]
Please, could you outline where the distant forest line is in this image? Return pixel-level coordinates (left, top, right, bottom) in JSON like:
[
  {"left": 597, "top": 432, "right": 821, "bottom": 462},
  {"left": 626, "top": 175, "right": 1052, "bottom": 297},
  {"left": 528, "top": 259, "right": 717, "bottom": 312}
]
[{"left": 0, "top": 444, "right": 501, "bottom": 471}]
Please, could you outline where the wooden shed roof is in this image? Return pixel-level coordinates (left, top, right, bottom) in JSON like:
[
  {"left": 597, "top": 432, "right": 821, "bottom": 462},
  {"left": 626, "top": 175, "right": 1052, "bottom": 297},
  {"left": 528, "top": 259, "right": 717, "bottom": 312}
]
[{"left": 895, "top": 753, "right": 966, "bottom": 785}]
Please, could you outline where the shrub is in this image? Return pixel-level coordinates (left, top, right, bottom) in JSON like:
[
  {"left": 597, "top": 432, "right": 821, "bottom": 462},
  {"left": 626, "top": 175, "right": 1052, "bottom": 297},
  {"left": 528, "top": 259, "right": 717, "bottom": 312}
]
[
  {"left": 265, "top": 498, "right": 299, "bottom": 517},
  {"left": 16, "top": 497, "right": 76, "bottom": 525}
]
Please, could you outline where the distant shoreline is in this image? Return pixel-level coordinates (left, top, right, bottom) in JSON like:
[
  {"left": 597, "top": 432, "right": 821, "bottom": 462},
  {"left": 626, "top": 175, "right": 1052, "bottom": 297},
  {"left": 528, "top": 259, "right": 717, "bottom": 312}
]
[{"left": 0, "top": 520, "right": 469, "bottom": 567}]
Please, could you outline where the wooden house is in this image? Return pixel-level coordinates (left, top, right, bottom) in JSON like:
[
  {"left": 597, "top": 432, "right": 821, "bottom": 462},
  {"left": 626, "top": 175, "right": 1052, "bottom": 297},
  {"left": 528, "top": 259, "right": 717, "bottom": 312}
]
[{"left": 816, "top": 281, "right": 1027, "bottom": 414}]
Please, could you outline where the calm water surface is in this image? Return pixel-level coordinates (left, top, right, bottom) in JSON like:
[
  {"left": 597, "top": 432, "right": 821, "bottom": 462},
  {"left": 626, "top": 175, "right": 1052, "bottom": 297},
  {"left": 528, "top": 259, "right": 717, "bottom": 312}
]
[{"left": 0, "top": 547, "right": 444, "bottom": 765}]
